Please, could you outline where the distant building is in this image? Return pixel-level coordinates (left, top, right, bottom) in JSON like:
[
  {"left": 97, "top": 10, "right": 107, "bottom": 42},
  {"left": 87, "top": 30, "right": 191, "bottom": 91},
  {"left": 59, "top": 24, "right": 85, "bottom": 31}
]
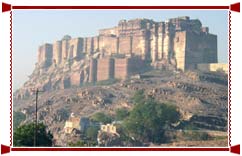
[
  {"left": 97, "top": 123, "right": 120, "bottom": 146},
  {"left": 100, "top": 124, "right": 117, "bottom": 134},
  {"left": 197, "top": 63, "right": 228, "bottom": 74},
  {"left": 64, "top": 115, "right": 91, "bottom": 134}
]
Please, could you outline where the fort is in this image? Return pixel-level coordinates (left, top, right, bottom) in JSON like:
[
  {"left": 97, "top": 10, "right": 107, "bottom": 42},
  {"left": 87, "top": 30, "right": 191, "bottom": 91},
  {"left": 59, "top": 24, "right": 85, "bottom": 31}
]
[
  {"left": 14, "top": 16, "right": 227, "bottom": 99},
  {"left": 38, "top": 16, "right": 218, "bottom": 71}
]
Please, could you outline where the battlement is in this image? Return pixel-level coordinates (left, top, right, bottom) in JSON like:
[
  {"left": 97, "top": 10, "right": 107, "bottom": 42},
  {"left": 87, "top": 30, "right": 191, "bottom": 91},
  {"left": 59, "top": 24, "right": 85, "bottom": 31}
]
[{"left": 36, "top": 16, "right": 217, "bottom": 77}]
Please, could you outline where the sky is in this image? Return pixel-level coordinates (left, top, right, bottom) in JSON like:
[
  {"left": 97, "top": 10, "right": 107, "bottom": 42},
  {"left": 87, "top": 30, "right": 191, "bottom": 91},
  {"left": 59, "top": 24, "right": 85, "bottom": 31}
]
[{"left": 13, "top": 10, "right": 228, "bottom": 91}]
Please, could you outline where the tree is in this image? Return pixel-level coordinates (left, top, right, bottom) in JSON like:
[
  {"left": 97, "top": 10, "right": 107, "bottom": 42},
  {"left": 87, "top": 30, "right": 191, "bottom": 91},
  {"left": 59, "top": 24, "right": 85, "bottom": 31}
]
[
  {"left": 13, "top": 111, "right": 26, "bottom": 130},
  {"left": 86, "top": 126, "right": 99, "bottom": 141},
  {"left": 124, "top": 91, "right": 180, "bottom": 143},
  {"left": 131, "top": 89, "right": 145, "bottom": 105},
  {"left": 115, "top": 108, "right": 129, "bottom": 121},
  {"left": 13, "top": 122, "right": 53, "bottom": 147},
  {"left": 90, "top": 112, "right": 112, "bottom": 124}
]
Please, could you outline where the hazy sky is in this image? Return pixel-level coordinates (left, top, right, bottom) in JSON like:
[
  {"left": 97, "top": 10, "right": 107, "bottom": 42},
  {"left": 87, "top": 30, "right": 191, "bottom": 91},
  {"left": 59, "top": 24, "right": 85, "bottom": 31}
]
[{"left": 13, "top": 10, "right": 228, "bottom": 91}]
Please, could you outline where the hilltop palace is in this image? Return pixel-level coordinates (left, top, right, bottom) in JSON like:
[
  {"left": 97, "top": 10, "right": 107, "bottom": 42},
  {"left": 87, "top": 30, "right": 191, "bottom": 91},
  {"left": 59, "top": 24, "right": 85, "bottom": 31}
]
[{"left": 15, "top": 16, "right": 227, "bottom": 99}]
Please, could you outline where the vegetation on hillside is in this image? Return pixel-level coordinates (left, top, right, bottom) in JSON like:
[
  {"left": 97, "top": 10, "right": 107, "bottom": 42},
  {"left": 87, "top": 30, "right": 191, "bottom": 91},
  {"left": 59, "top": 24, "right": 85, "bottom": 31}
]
[
  {"left": 13, "top": 111, "right": 26, "bottom": 130},
  {"left": 90, "top": 112, "right": 113, "bottom": 124},
  {"left": 122, "top": 90, "right": 180, "bottom": 143},
  {"left": 13, "top": 122, "right": 53, "bottom": 147}
]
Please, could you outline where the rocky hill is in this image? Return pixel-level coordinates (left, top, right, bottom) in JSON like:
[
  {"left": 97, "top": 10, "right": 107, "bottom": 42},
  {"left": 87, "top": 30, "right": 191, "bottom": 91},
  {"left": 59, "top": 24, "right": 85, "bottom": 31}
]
[
  {"left": 13, "top": 16, "right": 227, "bottom": 146},
  {"left": 13, "top": 70, "right": 228, "bottom": 146}
]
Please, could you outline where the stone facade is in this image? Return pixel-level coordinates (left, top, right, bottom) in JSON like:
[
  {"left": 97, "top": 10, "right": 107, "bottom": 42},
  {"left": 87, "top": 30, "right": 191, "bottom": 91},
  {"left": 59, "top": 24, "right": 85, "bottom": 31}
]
[
  {"left": 89, "top": 59, "right": 98, "bottom": 83},
  {"left": 114, "top": 57, "right": 145, "bottom": 79},
  {"left": 97, "top": 58, "right": 115, "bottom": 81},
  {"left": 15, "top": 16, "right": 220, "bottom": 99},
  {"left": 197, "top": 63, "right": 228, "bottom": 74},
  {"left": 37, "top": 43, "right": 53, "bottom": 68},
  {"left": 37, "top": 16, "right": 217, "bottom": 72}
]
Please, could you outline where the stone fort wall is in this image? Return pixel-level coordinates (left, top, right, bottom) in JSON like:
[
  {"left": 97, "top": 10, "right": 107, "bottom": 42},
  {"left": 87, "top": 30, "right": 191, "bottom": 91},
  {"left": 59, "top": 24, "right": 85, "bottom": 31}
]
[
  {"left": 36, "top": 16, "right": 218, "bottom": 83},
  {"left": 38, "top": 16, "right": 217, "bottom": 72},
  {"left": 15, "top": 16, "right": 224, "bottom": 99}
]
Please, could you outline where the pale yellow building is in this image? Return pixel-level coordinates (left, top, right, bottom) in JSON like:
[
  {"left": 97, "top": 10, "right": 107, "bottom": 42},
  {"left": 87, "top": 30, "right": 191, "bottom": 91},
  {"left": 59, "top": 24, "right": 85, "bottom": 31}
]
[
  {"left": 64, "top": 117, "right": 81, "bottom": 134},
  {"left": 100, "top": 124, "right": 117, "bottom": 134},
  {"left": 197, "top": 63, "right": 228, "bottom": 74}
]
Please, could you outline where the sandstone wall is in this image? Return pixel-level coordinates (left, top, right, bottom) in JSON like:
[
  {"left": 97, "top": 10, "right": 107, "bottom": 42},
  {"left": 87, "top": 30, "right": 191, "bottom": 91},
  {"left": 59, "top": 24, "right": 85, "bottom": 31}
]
[
  {"left": 38, "top": 43, "right": 53, "bottom": 68},
  {"left": 99, "top": 27, "right": 118, "bottom": 36},
  {"left": 157, "top": 22, "right": 165, "bottom": 60},
  {"left": 163, "top": 23, "right": 176, "bottom": 60},
  {"left": 150, "top": 24, "right": 158, "bottom": 62},
  {"left": 97, "top": 58, "right": 114, "bottom": 81},
  {"left": 37, "top": 17, "right": 218, "bottom": 73},
  {"left": 185, "top": 31, "right": 217, "bottom": 70},
  {"left": 118, "top": 36, "right": 132, "bottom": 55},
  {"left": 114, "top": 58, "right": 129, "bottom": 79},
  {"left": 132, "top": 31, "right": 150, "bottom": 59},
  {"left": 84, "top": 37, "right": 94, "bottom": 54},
  {"left": 173, "top": 31, "right": 186, "bottom": 70},
  {"left": 197, "top": 63, "right": 228, "bottom": 74},
  {"left": 53, "top": 41, "right": 62, "bottom": 64},
  {"left": 114, "top": 57, "right": 145, "bottom": 79},
  {"left": 71, "top": 71, "right": 86, "bottom": 86},
  {"left": 68, "top": 38, "right": 84, "bottom": 59},
  {"left": 99, "top": 36, "right": 118, "bottom": 55},
  {"left": 93, "top": 36, "right": 99, "bottom": 52},
  {"left": 60, "top": 37, "right": 84, "bottom": 62},
  {"left": 62, "top": 40, "right": 69, "bottom": 61},
  {"left": 89, "top": 59, "right": 97, "bottom": 82}
]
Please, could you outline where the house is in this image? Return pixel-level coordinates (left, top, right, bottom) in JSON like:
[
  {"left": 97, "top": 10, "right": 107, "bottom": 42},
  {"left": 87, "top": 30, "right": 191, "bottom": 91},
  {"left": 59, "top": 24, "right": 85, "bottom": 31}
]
[
  {"left": 64, "top": 113, "right": 91, "bottom": 134},
  {"left": 100, "top": 124, "right": 117, "bottom": 134}
]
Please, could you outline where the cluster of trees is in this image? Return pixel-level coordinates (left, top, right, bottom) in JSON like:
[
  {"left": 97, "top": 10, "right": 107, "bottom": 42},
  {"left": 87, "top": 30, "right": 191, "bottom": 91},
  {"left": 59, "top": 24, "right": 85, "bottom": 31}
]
[
  {"left": 123, "top": 90, "right": 180, "bottom": 143},
  {"left": 13, "top": 110, "right": 53, "bottom": 147},
  {"left": 88, "top": 90, "right": 181, "bottom": 144},
  {"left": 13, "top": 122, "right": 53, "bottom": 147},
  {"left": 90, "top": 112, "right": 112, "bottom": 124}
]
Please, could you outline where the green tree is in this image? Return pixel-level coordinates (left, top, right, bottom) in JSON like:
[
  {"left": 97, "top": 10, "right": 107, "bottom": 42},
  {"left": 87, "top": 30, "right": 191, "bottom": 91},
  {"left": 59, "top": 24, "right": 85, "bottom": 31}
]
[
  {"left": 90, "top": 112, "right": 112, "bottom": 124},
  {"left": 115, "top": 108, "right": 129, "bottom": 121},
  {"left": 131, "top": 89, "right": 145, "bottom": 105},
  {"left": 13, "top": 111, "right": 26, "bottom": 130},
  {"left": 124, "top": 92, "right": 180, "bottom": 143},
  {"left": 13, "top": 122, "right": 53, "bottom": 147},
  {"left": 86, "top": 126, "right": 99, "bottom": 141}
]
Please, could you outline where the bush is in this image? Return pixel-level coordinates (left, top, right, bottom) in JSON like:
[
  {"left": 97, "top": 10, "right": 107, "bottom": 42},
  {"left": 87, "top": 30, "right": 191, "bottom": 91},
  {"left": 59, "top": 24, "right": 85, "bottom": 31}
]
[
  {"left": 13, "top": 122, "right": 53, "bottom": 147},
  {"left": 90, "top": 112, "right": 113, "bottom": 124},
  {"left": 115, "top": 108, "right": 129, "bottom": 121},
  {"left": 131, "top": 89, "right": 145, "bottom": 105}
]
